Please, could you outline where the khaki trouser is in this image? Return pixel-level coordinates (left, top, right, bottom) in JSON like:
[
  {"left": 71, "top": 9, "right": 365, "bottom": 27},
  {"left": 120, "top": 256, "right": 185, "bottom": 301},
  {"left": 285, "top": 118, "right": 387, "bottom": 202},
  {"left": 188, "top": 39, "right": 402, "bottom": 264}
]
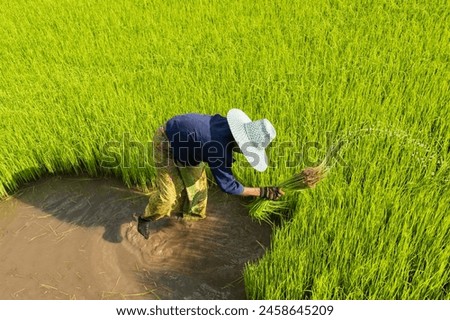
[{"left": 143, "top": 126, "right": 208, "bottom": 221}]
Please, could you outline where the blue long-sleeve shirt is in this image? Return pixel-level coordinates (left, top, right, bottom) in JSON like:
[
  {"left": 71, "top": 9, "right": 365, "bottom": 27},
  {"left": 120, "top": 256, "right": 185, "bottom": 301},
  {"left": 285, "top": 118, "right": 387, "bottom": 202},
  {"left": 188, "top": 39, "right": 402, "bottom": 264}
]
[{"left": 165, "top": 113, "right": 244, "bottom": 195}]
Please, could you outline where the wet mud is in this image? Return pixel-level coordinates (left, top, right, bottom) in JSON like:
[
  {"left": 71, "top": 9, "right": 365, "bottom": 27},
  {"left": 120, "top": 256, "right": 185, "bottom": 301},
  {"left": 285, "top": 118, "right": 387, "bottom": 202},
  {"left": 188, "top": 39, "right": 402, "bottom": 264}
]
[{"left": 0, "top": 176, "right": 271, "bottom": 299}]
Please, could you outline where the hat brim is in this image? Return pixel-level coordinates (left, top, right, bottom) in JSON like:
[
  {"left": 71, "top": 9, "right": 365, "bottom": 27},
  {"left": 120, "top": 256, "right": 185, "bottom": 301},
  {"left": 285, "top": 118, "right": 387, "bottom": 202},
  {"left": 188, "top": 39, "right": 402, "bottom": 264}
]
[{"left": 227, "top": 109, "right": 268, "bottom": 172}]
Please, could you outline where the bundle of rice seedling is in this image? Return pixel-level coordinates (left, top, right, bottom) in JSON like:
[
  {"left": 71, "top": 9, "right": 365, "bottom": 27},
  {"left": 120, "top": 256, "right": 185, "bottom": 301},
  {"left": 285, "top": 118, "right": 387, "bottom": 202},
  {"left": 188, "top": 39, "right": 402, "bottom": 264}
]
[
  {"left": 248, "top": 197, "right": 289, "bottom": 223},
  {"left": 249, "top": 162, "right": 329, "bottom": 220},
  {"left": 279, "top": 162, "right": 328, "bottom": 191}
]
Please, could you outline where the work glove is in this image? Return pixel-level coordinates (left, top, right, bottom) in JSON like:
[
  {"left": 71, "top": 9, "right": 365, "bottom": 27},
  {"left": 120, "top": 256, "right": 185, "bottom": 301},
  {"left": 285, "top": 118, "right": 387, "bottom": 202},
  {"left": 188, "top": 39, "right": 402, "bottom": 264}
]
[{"left": 259, "top": 187, "right": 284, "bottom": 201}]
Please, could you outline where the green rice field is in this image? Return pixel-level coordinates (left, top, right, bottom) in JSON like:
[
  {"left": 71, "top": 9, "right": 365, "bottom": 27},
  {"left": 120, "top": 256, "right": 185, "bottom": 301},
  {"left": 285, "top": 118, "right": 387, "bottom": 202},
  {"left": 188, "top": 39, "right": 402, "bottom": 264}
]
[{"left": 1, "top": 0, "right": 449, "bottom": 299}]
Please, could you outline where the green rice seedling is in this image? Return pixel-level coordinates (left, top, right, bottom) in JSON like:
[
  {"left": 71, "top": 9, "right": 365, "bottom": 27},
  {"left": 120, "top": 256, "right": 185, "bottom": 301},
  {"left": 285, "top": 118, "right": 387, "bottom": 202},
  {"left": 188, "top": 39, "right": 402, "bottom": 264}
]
[
  {"left": 279, "top": 162, "right": 328, "bottom": 191},
  {"left": 250, "top": 162, "right": 329, "bottom": 220},
  {"left": 248, "top": 197, "right": 289, "bottom": 223}
]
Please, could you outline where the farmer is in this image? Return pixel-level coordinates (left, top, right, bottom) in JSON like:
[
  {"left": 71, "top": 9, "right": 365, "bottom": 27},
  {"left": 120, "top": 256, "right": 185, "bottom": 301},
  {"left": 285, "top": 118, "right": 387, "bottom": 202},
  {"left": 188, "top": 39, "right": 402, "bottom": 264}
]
[{"left": 138, "top": 108, "right": 284, "bottom": 239}]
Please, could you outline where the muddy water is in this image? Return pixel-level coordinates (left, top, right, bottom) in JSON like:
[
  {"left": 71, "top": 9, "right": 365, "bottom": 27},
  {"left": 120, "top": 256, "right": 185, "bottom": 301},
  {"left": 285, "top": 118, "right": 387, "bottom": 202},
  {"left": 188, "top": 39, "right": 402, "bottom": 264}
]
[{"left": 0, "top": 176, "right": 271, "bottom": 299}]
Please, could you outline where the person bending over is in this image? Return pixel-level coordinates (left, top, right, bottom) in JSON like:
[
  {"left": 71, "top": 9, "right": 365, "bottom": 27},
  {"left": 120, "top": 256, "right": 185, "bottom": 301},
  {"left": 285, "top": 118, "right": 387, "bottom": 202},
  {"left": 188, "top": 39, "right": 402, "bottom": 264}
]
[{"left": 138, "top": 108, "right": 284, "bottom": 239}]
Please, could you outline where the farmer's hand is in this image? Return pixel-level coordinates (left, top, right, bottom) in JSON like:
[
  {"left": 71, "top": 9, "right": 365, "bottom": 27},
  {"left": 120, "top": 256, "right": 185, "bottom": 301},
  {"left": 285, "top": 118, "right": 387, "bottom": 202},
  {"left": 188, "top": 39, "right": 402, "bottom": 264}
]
[{"left": 260, "top": 187, "right": 284, "bottom": 201}]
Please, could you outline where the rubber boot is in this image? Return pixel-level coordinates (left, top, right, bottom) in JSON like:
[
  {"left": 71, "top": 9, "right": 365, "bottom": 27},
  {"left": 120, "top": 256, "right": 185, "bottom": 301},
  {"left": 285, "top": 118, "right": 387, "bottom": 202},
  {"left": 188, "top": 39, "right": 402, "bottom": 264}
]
[{"left": 137, "top": 216, "right": 152, "bottom": 240}]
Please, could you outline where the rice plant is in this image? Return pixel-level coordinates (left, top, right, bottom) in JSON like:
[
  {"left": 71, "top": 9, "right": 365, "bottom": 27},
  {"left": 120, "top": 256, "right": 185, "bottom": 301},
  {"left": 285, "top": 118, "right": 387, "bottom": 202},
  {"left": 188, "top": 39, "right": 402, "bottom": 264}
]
[
  {"left": 1, "top": 0, "right": 449, "bottom": 299},
  {"left": 249, "top": 162, "right": 328, "bottom": 221}
]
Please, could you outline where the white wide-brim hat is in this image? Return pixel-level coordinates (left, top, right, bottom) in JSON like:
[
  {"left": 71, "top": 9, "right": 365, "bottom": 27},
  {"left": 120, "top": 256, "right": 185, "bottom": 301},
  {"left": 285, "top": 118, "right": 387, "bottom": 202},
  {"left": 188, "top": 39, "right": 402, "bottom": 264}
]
[{"left": 227, "top": 108, "right": 276, "bottom": 172}]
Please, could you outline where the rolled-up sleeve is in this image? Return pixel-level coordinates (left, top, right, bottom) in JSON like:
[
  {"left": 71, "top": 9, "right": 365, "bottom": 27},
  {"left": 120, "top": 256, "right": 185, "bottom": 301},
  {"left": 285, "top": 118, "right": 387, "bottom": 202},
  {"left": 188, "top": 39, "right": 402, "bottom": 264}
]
[{"left": 210, "top": 164, "right": 244, "bottom": 195}]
